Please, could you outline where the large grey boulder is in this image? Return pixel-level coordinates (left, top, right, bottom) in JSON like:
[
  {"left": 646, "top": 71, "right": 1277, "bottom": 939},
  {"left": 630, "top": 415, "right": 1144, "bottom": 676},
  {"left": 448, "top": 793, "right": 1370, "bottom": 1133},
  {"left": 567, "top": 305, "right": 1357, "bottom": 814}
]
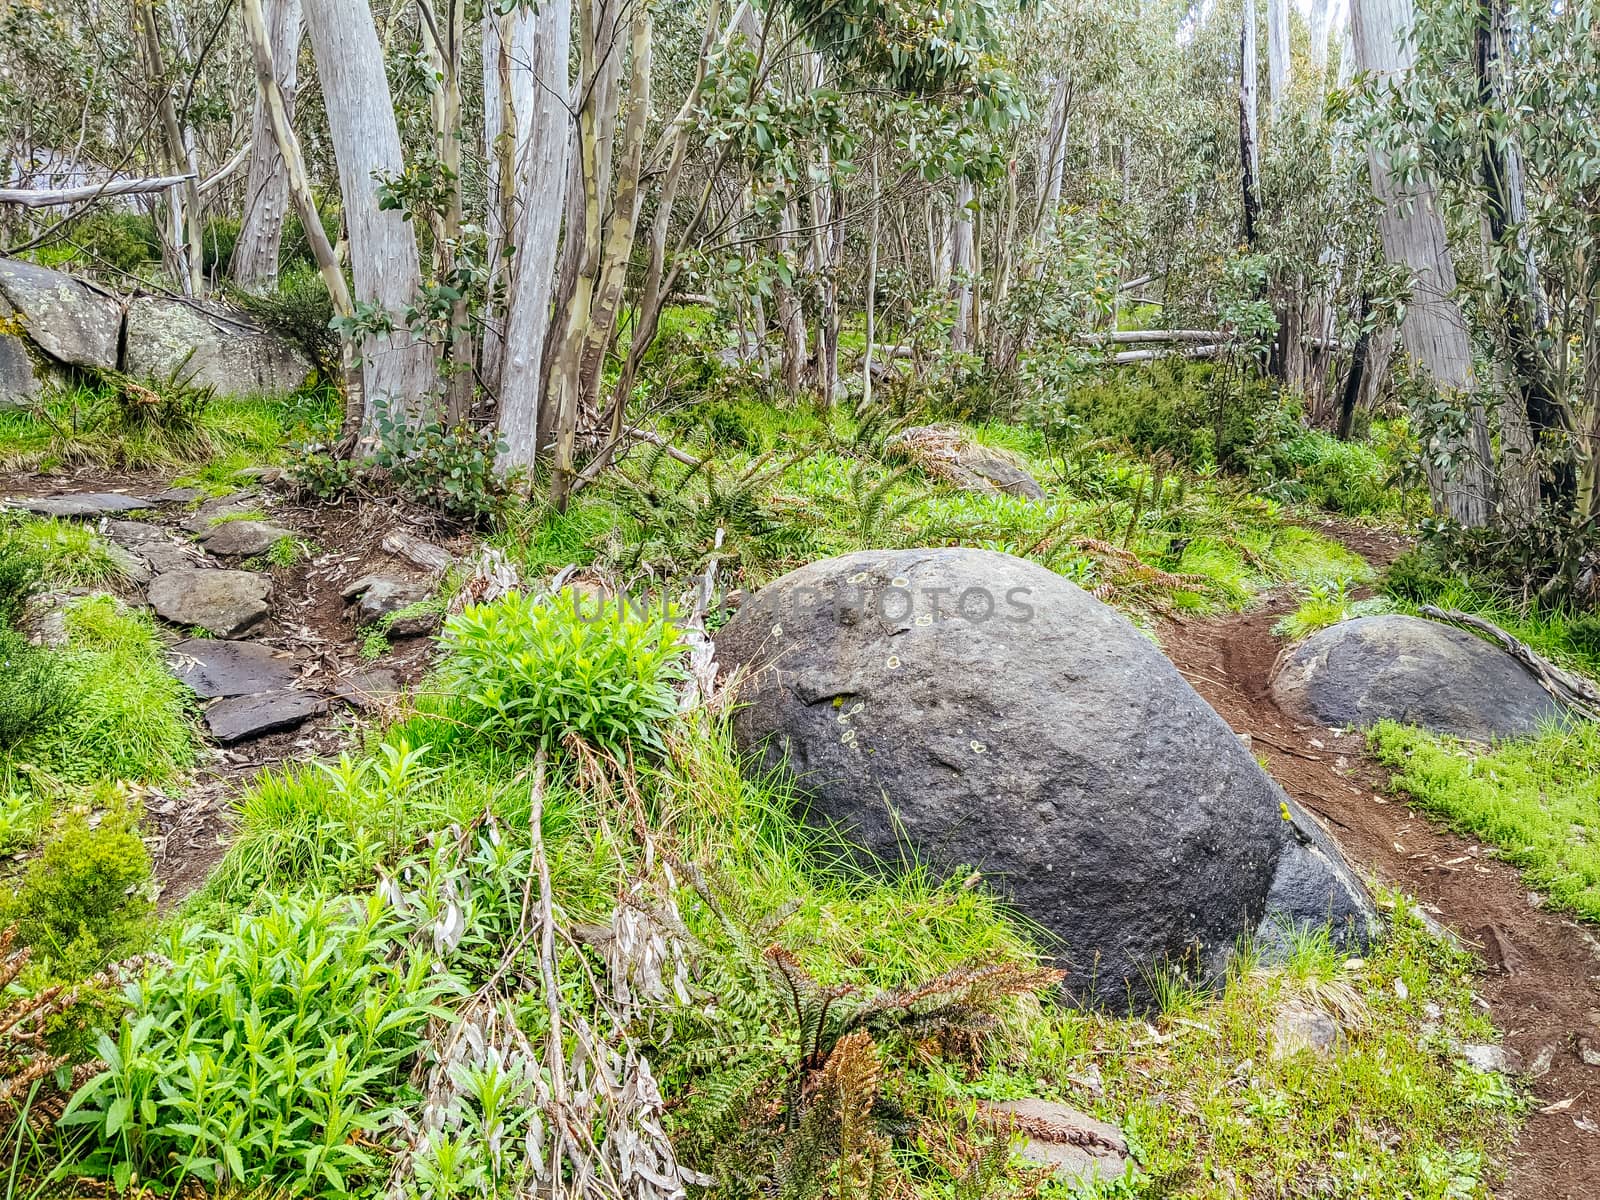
[
  {"left": 1271, "top": 614, "right": 1569, "bottom": 741},
  {"left": 123, "top": 297, "right": 310, "bottom": 397},
  {"left": 0, "top": 258, "right": 121, "bottom": 370},
  {"left": 0, "top": 294, "right": 41, "bottom": 410},
  {"left": 715, "top": 548, "right": 1377, "bottom": 1011}
]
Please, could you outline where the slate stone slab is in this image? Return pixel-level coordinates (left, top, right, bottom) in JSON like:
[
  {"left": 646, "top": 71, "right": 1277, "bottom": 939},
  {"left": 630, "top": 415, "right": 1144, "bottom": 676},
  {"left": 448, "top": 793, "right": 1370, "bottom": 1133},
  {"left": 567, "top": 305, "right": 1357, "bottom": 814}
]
[
  {"left": 331, "top": 668, "right": 400, "bottom": 710},
  {"left": 348, "top": 577, "right": 435, "bottom": 635},
  {"left": 15, "top": 492, "right": 153, "bottom": 518},
  {"left": 0, "top": 258, "right": 122, "bottom": 370},
  {"left": 139, "top": 542, "right": 207, "bottom": 575},
  {"left": 715, "top": 548, "right": 1379, "bottom": 1012},
  {"left": 104, "top": 520, "right": 167, "bottom": 547},
  {"left": 204, "top": 690, "right": 326, "bottom": 744},
  {"left": 147, "top": 569, "right": 270, "bottom": 637},
  {"left": 181, "top": 493, "right": 261, "bottom": 534},
  {"left": 1271, "top": 613, "right": 1570, "bottom": 741},
  {"left": 986, "top": 1099, "right": 1129, "bottom": 1187},
  {"left": 167, "top": 638, "right": 300, "bottom": 699},
  {"left": 198, "top": 520, "right": 296, "bottom": 557},
  {"left": 105, "top": 543, "right": 152, "bottom": 586}
]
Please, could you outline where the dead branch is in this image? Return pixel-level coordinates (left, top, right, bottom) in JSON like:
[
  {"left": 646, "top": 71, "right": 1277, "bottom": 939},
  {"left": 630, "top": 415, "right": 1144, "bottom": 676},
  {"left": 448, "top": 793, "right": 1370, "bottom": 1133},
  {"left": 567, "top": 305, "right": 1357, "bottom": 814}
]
[
  {"left": 1419, "top": 605, "right": 1600, "bottom": 719},
  {"left": 0, "top": 173, "right": 197, "bottom": 208}
]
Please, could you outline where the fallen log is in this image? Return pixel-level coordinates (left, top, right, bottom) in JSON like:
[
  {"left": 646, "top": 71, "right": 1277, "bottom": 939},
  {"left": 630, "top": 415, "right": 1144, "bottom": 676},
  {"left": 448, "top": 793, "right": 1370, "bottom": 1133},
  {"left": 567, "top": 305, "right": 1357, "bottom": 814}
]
[
  {"left": 1420, "top": 605, "right": 1600, "bottom": 719},
  {"left": 0, "top": 173, "right": 197, "bottom": 208},
  {"left": 1110, "top": 343, "right": 1225, "bottom": 365}
]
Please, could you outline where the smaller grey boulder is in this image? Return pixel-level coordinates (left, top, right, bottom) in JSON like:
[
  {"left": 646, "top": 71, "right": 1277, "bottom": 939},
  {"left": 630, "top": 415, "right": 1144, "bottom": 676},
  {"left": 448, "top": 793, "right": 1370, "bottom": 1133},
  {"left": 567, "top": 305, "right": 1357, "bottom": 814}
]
[
  {"left": 123, "top": 297, "right": 312, "bottom": 398},
  {"left": 332, "top": 668, "right": 401, "bottom": 710},
  {"left": 0, "top": 323, "right": 40, "bottom": 411},
  {"left": 0, "top": 258, "right": 122, "bottom": 370},
  {"left": 104, "top": 543, "right": 152, "bottom": 586},
  {"left": 198, "top": 519, "right": 297, "bottom": 557},
  {"left": 983, "top": 1099, "right": 1128, "bottom": 1188},
  {"left": 1273, "top": 614, "right": 1570, "bottom": 741},
  {"left": 1271, "top": 1002, "right": 1340, "bottom": 1059},
  {"left": 147, "top": 570, "right": 270, "bottom": 637},
  {"left": 347, "top": 576, "right": 435, "bottom": 635},
  {"left": 889, "top": 425, "right": 1045, "bottom": 499},
  {"left": 138, "top": 542, "right": 208, "bottom": 575},
  {"left": 15, "top": 492, "right": 153, "bottom": 518},
  {"left": 167, "top": 638, "right": 300, "bottom": 698},
  {"left": 204, "top": 690, "right": 326, "bottom": 744},
  {"left": 103, "top": 520, "right": 167, "bottom": 547}
]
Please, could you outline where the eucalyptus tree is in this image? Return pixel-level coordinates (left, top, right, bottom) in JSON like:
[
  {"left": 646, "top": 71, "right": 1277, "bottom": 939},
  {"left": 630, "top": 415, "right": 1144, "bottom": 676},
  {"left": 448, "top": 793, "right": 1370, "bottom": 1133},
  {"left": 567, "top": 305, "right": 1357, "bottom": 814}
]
[{"left": 231, "top": 0, "right": 302, "bottom": 289}]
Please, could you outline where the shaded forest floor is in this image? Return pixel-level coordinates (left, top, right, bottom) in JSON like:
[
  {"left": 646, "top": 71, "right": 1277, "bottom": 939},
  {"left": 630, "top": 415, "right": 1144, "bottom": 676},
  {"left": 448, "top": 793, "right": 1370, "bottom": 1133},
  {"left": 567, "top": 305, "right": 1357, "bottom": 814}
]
[{"left": 1164, "top": 523, "right": 1600, "bottom": 1200}]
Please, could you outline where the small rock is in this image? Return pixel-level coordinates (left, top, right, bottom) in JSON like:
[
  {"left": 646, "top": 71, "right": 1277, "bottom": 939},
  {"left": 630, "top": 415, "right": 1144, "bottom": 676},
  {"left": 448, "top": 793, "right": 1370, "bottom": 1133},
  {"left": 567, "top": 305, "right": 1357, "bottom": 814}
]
[
  {"left": 147, "top": 570, "right": 270, "bottom": 638},
  {"left": 181, "top": 493, "right": 261, "bottom": 534},
  {"left": 332, "top": 668, "right": 401, "bottom": 711},
  {"left": 1455, "top": 1042, "right": 1508, "bottom": 1074},
  {"left": 1271, "top": 1002, "right": 1340, "bottom": 1058},
  {"left": 204, "top": 690, "right": 326, "bottom": 744},
  {"left": 1578, "top": 1036, "right": 1600, "bottom": 1068},
  {"left": 153, "top": 486, "right": 206, "bottom": 505},
  {"left": 167, "top": 638, "right": 300, "bottom": 699},
  {"left": 15, "top": 492, "right": 153, "bottom": 518},
  {"left": 234, "top": 466, "right": 284, "bottom": 484},
  {"left": 1526, "top": 1041, "right": 1561, "bottom": 1078},
  {"left": 349, "top": 577, "right": 436, "bottom": 635},
  {"left": 984, "top": 1099, "right": 1128, "bottom": 1188},
  {"left": 198, "top": 519, "right": 297, "bottom": 557},
  {"left": 104, "top": 543, "right": 152, "bottom": 586}
]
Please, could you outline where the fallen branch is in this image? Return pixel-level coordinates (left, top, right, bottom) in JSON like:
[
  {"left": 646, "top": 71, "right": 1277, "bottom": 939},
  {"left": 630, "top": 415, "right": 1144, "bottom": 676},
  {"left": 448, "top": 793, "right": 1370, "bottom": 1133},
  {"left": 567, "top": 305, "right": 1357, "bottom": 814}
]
[
  {"left": 380, "top": 529, "right": 453, "bottom": 574},
  {"left": 1110, "top": 343, "right": 1225, "bottom": 365},
  {"left": 0, "top": 173, "right": 197, "bottom": 208},
  {"left": 1080, "top": 329, "right": 1227, "bottom": 345},
  {"left": 1420, "top": 605, "right": 1600, "bottom": 719}
]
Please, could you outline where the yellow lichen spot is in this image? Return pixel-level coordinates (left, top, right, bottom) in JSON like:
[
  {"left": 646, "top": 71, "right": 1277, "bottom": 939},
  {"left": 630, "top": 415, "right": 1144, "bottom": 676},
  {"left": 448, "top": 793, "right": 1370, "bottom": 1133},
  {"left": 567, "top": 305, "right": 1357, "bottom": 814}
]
[
  {"left": 891, "top": 576, "right": 909, "bottom": 588},
  {"left": 914, "top": 613, "right": 933, "bottom": 627},
  {"left": 841, "top": 729, "right": 857, "bottom": 744},
  {"left": 970, "top": 740, "right": 987, "bottom": 754},
  {"left": 849, "top": 571, "right": 869, "bottom": 583},
  {"left": 1280, "top": 801, "right": 1292, "bottom": 821},
  {"left": 771, "top": 622, "right": 783, "bottom": 638},
  {"left": 885, "top": 655, "right": 901, "bottom": 670},
  {"left": 832, "top": 696, "right": 844, "bottom": 708}
]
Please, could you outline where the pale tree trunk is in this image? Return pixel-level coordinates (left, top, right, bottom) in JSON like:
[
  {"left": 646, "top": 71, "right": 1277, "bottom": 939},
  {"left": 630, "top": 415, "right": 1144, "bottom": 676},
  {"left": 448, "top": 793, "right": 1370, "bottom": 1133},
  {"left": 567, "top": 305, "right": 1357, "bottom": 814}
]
[
  {"left": 862, "top": 153, "right": 879, "bottom": 410},
  {"left": 419, "top": 0, "right": 473, "bottom": 424},
  {"left": 497, "top": 0, "right": 572, "bottom": 470},
  {"left": 1033, "top": 75, "right": 1070, "bottom": 243},
  {"left": 240, "top": 0, "right": 360, "bottom": 439},
  {"left": 776, "top": 201, "right": 807, "bottom": 394},
  {"left": 1267, "top": 0, "right": 1291, "bottom": 122},
  {"left": 950, "top": 178, "right": 975, "bottom": 352},
  {"left": 231, "top": 0, "right": 301, "bottom": 289},
  {"left": 1310, "top": 0, "right": 1332, "bottom": 71},
  {"left": 302, "top": 0, "right": 434, "bottom": 428},
  {"left": 1239, "top": 0, "right": 1262, "bottom": 247},
  {"left": 481, "top": 9, "right": 526, "bottom": 391},
  {"left": 1352, "top": 0, "right": 1496, "bottom": 526},
  {"left": 139, "top": 0, "right": 205, "bottom": 296}
]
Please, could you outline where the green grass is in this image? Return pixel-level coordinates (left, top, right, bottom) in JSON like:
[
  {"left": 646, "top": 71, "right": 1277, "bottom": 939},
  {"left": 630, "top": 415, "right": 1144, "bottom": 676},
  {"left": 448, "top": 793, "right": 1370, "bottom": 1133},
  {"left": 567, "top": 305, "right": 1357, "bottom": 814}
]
[
  {"left": 1372, "top": 720, "right": 1600, "bottom": 923},
  {"left": 4, "top": 515, "right": 124, "bottom": 589},
  {"left": 1274, "top": 579, "right": 1394, "bottom": 641},
  {"left": 0, "top": 383, "right": 338, "bottom": 471},
  {"left": 1, "top": 595, "right": 197, "bottom": 796}
]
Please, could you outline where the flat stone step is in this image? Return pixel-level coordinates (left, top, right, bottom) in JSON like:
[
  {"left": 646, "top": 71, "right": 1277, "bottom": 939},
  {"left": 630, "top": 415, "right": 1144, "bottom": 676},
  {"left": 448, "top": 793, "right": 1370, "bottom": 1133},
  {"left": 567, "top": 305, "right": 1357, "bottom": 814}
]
[
  {"left": 331, "top": 668, "right": 400, "bottom": 710},
  {"left": 204, "top": 690, "right": 326, "bottom": 744},
  {"left": 198, "top": 519, "right": 296, "bottom": 557},
  {"left": 167, "top": 638, "right": 300, "bottom": 699},
  {"left": 12, "top": 492, "right": 153, "bottom": 517}
]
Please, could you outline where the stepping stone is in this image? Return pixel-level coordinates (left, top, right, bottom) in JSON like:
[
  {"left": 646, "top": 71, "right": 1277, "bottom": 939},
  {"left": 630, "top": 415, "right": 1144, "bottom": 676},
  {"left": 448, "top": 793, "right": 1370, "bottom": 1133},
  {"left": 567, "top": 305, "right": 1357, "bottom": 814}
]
[
  {"left": 103, "top": 519, "right": 167, "bottom": 547},
  {"left": 13, "top": 492, "right": 152, "bottom": 517},
  {"left": 147, "top": 569, "right": 270, "bottom": 637},
  {"left": 139, "top": 542, "right": 207, "bottom": 575},
  {"left": 198, "top": 519, "right": 296, "bottom": 557},
  {"left": 181, "top": 493, "right": 260, "bottom": 534},
  {"left": 204, "top": 690, "right": 326, "bottom": 744},
  {"left": 154, "top": 486, "right": 206, "bottom": 505},
  {"left": 984, "top": 1099, "right": 1129, "bottom": 1188},
  {"left": 167, "top": 638, "right": 300, "bottom": 699},
  {"left": 331, "top": 668, "right": 400, "bottom": 711}
]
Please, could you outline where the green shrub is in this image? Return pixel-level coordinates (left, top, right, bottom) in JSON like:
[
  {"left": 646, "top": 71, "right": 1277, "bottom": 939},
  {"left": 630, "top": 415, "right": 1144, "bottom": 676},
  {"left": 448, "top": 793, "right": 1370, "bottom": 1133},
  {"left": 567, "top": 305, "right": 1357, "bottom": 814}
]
[
  {"left": 0, "top": 627, "right": 77, "bottom": 751},
  {"left": 7, "top": 818, "right": 153, "bottom": 971},
  {"left": 1263, "top": 430, "right": 1406, "bottom": 517},
  {"left": 59, "top": 894, "right": 453, "bottom": 1195},
  {"left": 1382, "top": 547, "right": 1460, "bottom": 603},
  {"left": 439, "top": 590, "right": 686, "bottom": 757},
  {"left": 231, "top": 263, "right": 339, "bottom": 373},
  {"left": 63, "top": 212, "right": 160, "bottom": 274}
]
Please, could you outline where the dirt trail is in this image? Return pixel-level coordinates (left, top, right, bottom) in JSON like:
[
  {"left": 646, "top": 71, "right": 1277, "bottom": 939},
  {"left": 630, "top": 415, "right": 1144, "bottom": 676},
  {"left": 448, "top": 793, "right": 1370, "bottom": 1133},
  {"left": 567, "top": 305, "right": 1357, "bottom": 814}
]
[{"left": 1162, "top": 525, "right": 1600, "bottom": 1200}]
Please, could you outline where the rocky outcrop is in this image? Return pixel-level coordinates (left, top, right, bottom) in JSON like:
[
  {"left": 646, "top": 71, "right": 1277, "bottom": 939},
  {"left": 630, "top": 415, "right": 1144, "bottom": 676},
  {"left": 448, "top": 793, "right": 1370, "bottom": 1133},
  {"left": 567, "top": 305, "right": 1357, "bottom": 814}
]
[
  {"left": 147, "top": 569, "right": 270, "bottom": 638},
  {"left": 123, "top": 297, "right": 312, "bottom": 397},
  {"left": 715, "top": 548, "right": 1378, "bottom": 1011},
  {"left": 0, "top": 259, "right": 312, "bottom": 400},
  {"left": 0, "top": 258, "right": 121, "bottom": 370},
  {"left": 1271, "top": 614, "right": 1570, "bottom": 741},
  {"left": 888, "top": 425, "right": 1045, "bottom": 499}
]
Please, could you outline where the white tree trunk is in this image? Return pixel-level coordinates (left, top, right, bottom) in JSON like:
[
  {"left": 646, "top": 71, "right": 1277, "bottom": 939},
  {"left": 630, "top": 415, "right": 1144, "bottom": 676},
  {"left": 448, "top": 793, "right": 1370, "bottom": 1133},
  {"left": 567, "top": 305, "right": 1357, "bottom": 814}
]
[
  {"left": 1309, "top": 0, "right": 1332, "bottom": 71},
  {"left": 302, "top": 0, "right": 433, "bottom": 425},
  {"left": 1240, "top": 0, "right": 1262, "bottom": 245},
  {"left": 1351, "top": 0, "right": 1496, "bottom": 525},
  {"left": 950, "top": 178, "right": 975, "bottom": 352},
  {"left": 231, "top": 0, "right": 301, "bottom": 289},
  {"left": 497, "top": 0, "right": 572, "bottom": 468},
  {"left": 1267, "top": 0, "right": 1291, "bottom": 120}
]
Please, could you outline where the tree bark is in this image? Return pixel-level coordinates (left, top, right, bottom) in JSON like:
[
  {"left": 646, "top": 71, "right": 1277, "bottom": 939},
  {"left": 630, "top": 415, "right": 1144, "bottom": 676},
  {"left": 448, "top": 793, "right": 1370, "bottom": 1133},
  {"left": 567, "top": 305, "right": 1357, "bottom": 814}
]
[
  {"left": 1239, "top": 0, "right": 1262, "bottom": 248},
  {"left": 1267, "top": 0, "right": 1291, "bottom": 121},
  {"left": 950, "top": 178, "right": 975, "bottom": 352},
  {"left": 302, "top": 0, "right": 433, "bottom": 428},
  {"left": 231, "top": 0, "right": 301, "bottom": 289},
  {"left": 1352, "top": 0, "right": 1496, "bottom": 526},
  {"left": 138, "top": 0, "right": 205, "bottom": 296},
  {"left": 496, "top": 0, "right": 573, "bottom": 470}
]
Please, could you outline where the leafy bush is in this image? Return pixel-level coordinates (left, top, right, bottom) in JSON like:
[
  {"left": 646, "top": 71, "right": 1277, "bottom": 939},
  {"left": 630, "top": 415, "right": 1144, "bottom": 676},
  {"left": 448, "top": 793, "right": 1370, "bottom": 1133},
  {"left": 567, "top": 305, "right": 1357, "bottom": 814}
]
[
  {"left": 1382, "top": 547, "right": 1461, "bottom": 603},
  {"left": 6, "top": 818, "right": 152, "bottom": 972},
  {"left": 231, "top": 263, "right": 339, "bottom": 373},
  {"left": 1260, "top": 430, "right": 1406, "bottom": 517},
  {"left": 0, "top": 627, "right": 77, "bottom": 752},
  {"left": 439, "top": 590, "right": 686, "bottom": 757},
  {"left": 62, "top": 212, "right": 160, "bottom": 274},
  {"left": 60, "top": 895, "right": 454, "bottom": 1195}
]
